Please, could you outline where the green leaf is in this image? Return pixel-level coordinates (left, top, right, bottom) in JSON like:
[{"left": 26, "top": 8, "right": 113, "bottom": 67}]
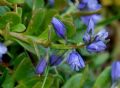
[
  {"left": 62, "top": 74, "right": 82, "bottom": 88},
  {"left": 13, "top": 56, "right": 35, "bottom": 81},
  {"left": 33, "top": 0, "right": 44, "bottom": 10},
  {"left": 0, "top": 12, "right": 21, "bottom": 29},
  {"left": 0, "top": 6, "right": 10, "bottom": 16},
  {"left": 11, "top": 23, "right": 26, "bottom": 32},
  {"left": 2, "top": 73, "right": 14, "bottom": 88},
  {"left": 62, "top": 17, "right": 76, "bottom": 38},
  {"left": 16, "top": 77, "right": 40, "bottom": 88},
  {"left": 17, "top": 7, "right": 22, "bottom": 17},
  {"left": 98, "top": 14, "right": 120, "bottom": 26},
  {"left": 93, "top": 52, "right": 109, "bottom": 66},
  {"left": 33, "top": 76, "right": 54, "bottom": 88},
  {"left": 15, "top": 39, "right": 36, "bottom": 54},
  {"left": 38, "top": 25, "right": 58, "bottom": 41},
  {"left": 12, "top": 53, "right": 26, "bottom": 68},
  {"left": 93, "top": 67, "right": 111, "bottom": 88},
  {"left": 25, "top": 0, "right": 33, "bottom": 9},
  {"left": 39, "top": 9, "right": 58, "bottom": 34},
  {"left": 16, "top": 76, "right": 54, "bottom": 88},
  {"left": 62, "top": 66, "right": 89, "bottom": 88},
  {"left": 26, "top": 9, "right": 46, "bottom": 35},
  {"left": 38, "top": 9, "right": 58, "bottom": 41},
  {"left": 79, "top": 66, "right": 89, "bottom": 87},
  {"left": 7, "top": 0, "right": 24, "bottom": 4}
]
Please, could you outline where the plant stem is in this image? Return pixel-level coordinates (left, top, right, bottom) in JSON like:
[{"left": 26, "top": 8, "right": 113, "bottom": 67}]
[
  {"left": 0, "top": 30, "right": 85, "bottom": 49},
  {"left": 41, "top": 67, "right": 49, "bottom": 88}
]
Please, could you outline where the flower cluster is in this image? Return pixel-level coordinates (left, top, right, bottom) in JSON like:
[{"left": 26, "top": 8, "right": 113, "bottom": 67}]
[
  {"left": 51, "top": 17, "right": 85, "bottom": 71},
  {"left": 36, "top": 0, "right": 109, "bottom": 74},
  {"left": 79, "top": 0, "right": 109, "bottom": 53},
  {"left": 78, "top": 0, "right": 101, "bottom": 11},
  {"left": 0, "top": 43, "right": 7, "bottom": 62},
  {"left": 78, "top": 0, "right": 102, "bottom": 26}
]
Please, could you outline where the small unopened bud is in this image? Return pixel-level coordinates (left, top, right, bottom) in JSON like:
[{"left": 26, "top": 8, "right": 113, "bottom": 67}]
[
  {"left": 49, "top": 54, "right": 62, "bottom": 66},
  {"left": 83, "top": 32, "right": 91, "bottom": 44},
  {"left": 48, "top": 0, "right": 54, "bottom": 7},
  {"left": 51, "top": 17, "right": 66, "bottom": 39},
  {"left": 0, "top": 43, "right": 7, "bottom": 55},
  {"left": 0, "top": 43, "right": 7, "bottom": 62},
  {"left": 36, "top": 58, "right": 47, "bottom": 75},
  {"left": 87, "top": 18, "right": 95, "bottom": 35},
  {"left": 87, "top": 0, "right": 101, "bottom": 11},
  {"left": 111, "top": 61, "right": 120, "bottom": 83}
]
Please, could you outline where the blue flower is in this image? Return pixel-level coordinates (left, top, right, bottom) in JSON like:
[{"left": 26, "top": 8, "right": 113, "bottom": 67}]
[
  {"left": 0, "top": 43, "right": 7, "bottom": 55},
  {"left": 95, "top": 29, "right": 108, "bottom": 41},
  {"left": 36, "top": 58, "right": 47, "bottom": 75},
  {"left": 87, "top": 0, "right": 101, "bottom": 11},
  {"left": 83, "top": 32, "right": 91, "bottom": 44},
  {"left": 0, "top": 43, "right": 7, "bottom": 62},
  {"left": 78, "top": 0, "right": 101, "bottom": 11},
  {"left": 48, "top": 0, "right": 54, "bottom": 7},
  {"left": 87, "top": 41, "right": 106, "bottom": 53},
  {"left": 67, "top": 50, "right": 85, "bottom": 71},
  {"left": 77, "top": 0, "right": 88, "bottom": 10},
  {"left": 51, "top": 17, "right": 66, "bottom": 39},
  {"left": 111, "top": 61, "right": 120, "bottom": 82},
  {"left": 81, "top": 14, "right": 102, "bottom": 26},
  {"left": 49, "top": 54, "right": 62, "bottom": 66},
  {"left": 87, "top": 18, "right": 95, "bottom": 35}
]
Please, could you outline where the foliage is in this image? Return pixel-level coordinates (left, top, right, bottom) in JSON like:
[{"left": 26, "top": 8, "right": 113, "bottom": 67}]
[{"left": 0, "top": 0, "right": 120, "bottom": 88}]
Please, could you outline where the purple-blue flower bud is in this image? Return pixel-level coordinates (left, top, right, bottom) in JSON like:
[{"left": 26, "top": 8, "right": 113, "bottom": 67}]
[
  {"left": 36, "top": 58, "right": 47, "bottom": 75},
  {"left": 111, "top": 61, "right": 120, "bottom": 82},
  {"left": 83, "top": 32, "right": 91, "bottom": 44},
  {"left": 81, "top": 15, "right": 101, "bottom": 26},
  {"left": 87, "top": 41, "right": 106, "bottom": 53},
  {"left": 77, "top": 0, "right": 88, "bottom": 10},
  {"left": 0, "top": 43, "right": 7, "bottom": 55},
  {"left": 67, "top": 50, "right": 85, "bottom": 71},
  {"left": 0, "top": 43, "right": 7, "bottom": 62},
  {"left": 78, "top": 0, "right": 101, "bottom": 11},
  {"left": 49, "top": 54, "right": 62, "bottom": 66},
  {"left": 87, "top": 18, "right": 95, "bottom": 35},
  {"left": 87, "top": 0, "right": 101, "bottom": 11},
  {"left": 95, "top": 29, "right": 108, "bottom": 41},
  {"left": 48, "top": 0, "right": 54, "bottom": 7},
  {"left": 51, "top": 17, "right": 66, "bottom": 39}
]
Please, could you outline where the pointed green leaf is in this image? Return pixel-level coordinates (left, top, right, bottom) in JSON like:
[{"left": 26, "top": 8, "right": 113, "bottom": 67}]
[
  {"left": 62, "top": 74, "right": 82, "bottom": 88},
  {"left": 11, "top": 23, "right": 26, "bottom": 32},
  {"left": 93, "top": 67, "right": 111, "bottom": 88},
  {"left": 33, "top": 0, "right": 44, "bottom": 10},
  {"left": 7, "top": 0, "right": 24, "bottom": 4},
  {"left": 26, "top": 9, "right": 46, "bottom": 35},
  {"left": 2, "top": 74, "right": 14, "bottom": 88},
  {"left": 13, "top": 56, "right": 35, "bottom": 81}
]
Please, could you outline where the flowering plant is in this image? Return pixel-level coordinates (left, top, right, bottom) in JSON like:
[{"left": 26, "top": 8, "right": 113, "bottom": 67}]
[{"left": 0, "top": 0, "right": 120, "bottom": 88}]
